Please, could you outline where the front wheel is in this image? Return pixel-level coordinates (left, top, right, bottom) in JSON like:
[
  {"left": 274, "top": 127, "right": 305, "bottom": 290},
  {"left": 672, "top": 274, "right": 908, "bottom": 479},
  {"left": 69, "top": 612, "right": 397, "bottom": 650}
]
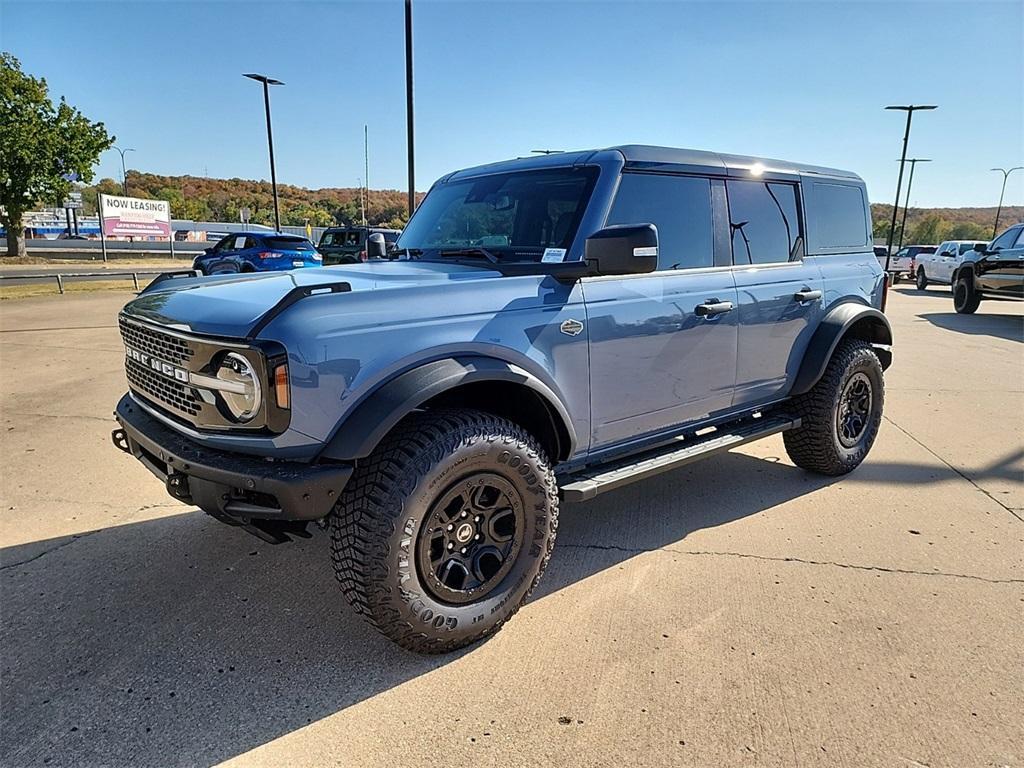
[
  {"left": 916, "top": 267, "right": 929, "bottom": 290},
  {"left": 784, "top": 339, "right": 884, "bottom": 476},
  {"left": 329, "top": 409, "right": 559, "bottom": 653},
  {"left": 954, "top": 276, "right": 981, "bottom": 314}
]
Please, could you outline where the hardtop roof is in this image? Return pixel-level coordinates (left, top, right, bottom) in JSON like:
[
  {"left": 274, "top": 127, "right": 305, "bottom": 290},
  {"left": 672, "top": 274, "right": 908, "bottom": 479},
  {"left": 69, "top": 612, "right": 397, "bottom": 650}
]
[{"left": 446, "top": 144, "right": 861, "bottom": 182}]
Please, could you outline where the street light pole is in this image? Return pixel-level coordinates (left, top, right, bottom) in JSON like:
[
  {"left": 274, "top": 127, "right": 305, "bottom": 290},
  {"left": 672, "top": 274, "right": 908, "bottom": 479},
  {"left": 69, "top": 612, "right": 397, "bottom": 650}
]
[
  {"left": 113, "top": 146, "right": 135, "bottom": 196},
  {"left": 897, "top": 158, "right": 931, "bottom": 250},
  {"left": 405, "top": 0, "right": 416, "bottom": 218},
  {"left": 884, "top": 105, "right": 937, "bottom": 271},
  {"left": 990, "top": 166, "right": 1023, "bottom": 237},
  {"left": 244, "top": 73, "right": 284, "bottom": 232}
]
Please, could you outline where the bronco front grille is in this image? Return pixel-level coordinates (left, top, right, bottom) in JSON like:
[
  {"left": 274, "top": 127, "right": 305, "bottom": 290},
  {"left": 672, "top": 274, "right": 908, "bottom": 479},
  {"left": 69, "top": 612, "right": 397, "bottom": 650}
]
[
  {"left": 125, "top": 358, "right": 201, "bottom": 418},
  {"left": 118, "top": 317, "right": 195, "bottom": 366}
]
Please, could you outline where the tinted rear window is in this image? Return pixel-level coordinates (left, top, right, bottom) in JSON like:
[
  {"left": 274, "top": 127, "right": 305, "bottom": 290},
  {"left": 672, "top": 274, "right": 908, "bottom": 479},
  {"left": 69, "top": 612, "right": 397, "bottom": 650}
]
[
  {"left": 726, "top": 180, "right": 802, "bottom": 265},
  {"left": 265, "top": 236, "right": 314, "bottom": 251},
  {"left": 805, "top": 182, "right": 870, "bottom": 251}
]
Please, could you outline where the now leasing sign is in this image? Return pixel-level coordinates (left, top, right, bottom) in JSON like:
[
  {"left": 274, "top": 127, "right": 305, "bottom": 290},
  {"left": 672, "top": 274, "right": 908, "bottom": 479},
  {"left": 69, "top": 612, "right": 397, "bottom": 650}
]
[{"left": 99, "top": 194, "right": 171, "bottom": 237}]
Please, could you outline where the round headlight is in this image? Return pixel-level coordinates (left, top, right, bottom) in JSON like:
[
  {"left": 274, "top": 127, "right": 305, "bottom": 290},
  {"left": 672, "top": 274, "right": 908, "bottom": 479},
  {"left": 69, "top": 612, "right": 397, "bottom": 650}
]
[{"left": 217, "top": 352, "right": 262, "bottom": 422}]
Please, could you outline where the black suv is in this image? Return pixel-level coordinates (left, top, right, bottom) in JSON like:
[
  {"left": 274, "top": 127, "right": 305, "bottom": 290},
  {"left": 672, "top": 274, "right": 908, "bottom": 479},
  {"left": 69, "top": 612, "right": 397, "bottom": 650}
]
[
  {"left": 953, "top": 223, "right": 1024, "bottom": 313},
  {"left": 318, "top": 226, "right": 401, "bottom": 265}
]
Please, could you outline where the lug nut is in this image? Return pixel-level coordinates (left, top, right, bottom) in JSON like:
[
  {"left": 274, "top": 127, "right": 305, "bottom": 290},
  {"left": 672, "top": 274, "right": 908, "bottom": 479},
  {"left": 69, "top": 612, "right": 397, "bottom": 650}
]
[
  {"left": 474, "top": 534, "right": 482, "bottom": 541},
  {"left": 448, "top": 542, "right": 454, "bottom": 551},
  {"left": 446, "top": 524, "right": 454, "bottom": 532},
  {"left": 461, "top": 511, "right": 468, "bottom": 518},
  {"left": 474, "top": 515, "right": 482, "bottom": 523},
  {"left": 460, "top": 547, "right": 467, "bottom": 555}
]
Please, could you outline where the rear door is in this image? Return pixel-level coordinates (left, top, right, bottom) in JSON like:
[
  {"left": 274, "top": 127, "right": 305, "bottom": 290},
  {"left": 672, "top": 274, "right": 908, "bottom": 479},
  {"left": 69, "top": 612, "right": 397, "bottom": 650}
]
[
  {"left": 978, "top": 225, "right": 1024, "bottom": 297},
  {"left": 584, "top": 172, "right": 738, "bottom": 449},
  {"left": 727, "top": 178, "right": 824, "bottom": 408}
]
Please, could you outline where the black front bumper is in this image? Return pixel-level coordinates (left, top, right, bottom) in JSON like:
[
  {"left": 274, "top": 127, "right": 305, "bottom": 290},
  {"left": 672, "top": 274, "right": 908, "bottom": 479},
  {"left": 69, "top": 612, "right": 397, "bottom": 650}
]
[{"left": 113, "top": 394, "right": 352, "bottom": 521}]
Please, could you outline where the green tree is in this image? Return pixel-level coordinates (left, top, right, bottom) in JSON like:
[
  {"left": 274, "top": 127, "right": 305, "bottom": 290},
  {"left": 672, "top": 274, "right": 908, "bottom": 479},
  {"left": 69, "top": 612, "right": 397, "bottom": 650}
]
[{"left": 0, "top": 53, "right": 113, "bottom": 256}]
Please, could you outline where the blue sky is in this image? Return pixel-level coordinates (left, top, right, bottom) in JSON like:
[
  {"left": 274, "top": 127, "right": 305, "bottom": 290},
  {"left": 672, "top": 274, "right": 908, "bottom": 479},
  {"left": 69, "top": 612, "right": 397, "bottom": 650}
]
[{"left": 3, "top": 0, "right": 1022, "bottom": 207}]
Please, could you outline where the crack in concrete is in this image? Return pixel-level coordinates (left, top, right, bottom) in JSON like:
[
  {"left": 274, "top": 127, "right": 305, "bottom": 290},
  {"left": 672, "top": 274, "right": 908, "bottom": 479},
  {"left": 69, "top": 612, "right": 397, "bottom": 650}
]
[
  {"left": 559, "top": 542, "right": 1024, "bottom": 585},
  {"left": 0, "top": 531, "right": 99, "bottom": 571},
  {"left": 884, "top": 415, "right": 1023, "bottom": 524},
  {"left": 0, "top": 503, "right": 185, "bottom": 571}
]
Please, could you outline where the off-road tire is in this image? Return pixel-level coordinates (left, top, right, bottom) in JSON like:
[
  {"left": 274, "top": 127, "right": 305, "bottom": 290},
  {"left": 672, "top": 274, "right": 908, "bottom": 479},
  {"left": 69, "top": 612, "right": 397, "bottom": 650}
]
[
  {"left": 329, "top": 409, "right": 559, "bottom": 654},
  {"left": 954, "top": 275, "right": 981, "bottom": 314},
  {"left": 783, "top": 339, "right": 884, "bottom": 476},
  {"left": 916, "top": 267, "right": 928, "bottom": 290}
]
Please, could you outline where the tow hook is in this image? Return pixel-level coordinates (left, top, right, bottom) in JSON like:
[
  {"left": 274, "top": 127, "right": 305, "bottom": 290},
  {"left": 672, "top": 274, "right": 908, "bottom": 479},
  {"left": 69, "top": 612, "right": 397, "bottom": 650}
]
[
  {"left": 166, "top": 472, "right": 192, "bottom": 502},
  {"left": 111, "top": 428, "right": 130, "bottom": 454}
]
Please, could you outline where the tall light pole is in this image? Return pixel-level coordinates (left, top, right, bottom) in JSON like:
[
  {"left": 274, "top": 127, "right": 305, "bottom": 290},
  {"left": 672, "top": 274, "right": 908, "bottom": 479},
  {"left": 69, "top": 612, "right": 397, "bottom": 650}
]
[
  {"left": 405, "top": 0, "right": 416, "bottom": 217},
  {"left": 244, "top": 73, "right": 284, "bottom": 232},
  {"left": 897, "top": 158, "right": 931, "bottom": 250},
  {"left": 991, "top": 166, "right": 1023, "bottom": 237},
  {"left": 884, "top": 105, "right": 937, "bottom": 271},
  {"left": 113, "top": 146, "right": 135, "bottom": 195}
]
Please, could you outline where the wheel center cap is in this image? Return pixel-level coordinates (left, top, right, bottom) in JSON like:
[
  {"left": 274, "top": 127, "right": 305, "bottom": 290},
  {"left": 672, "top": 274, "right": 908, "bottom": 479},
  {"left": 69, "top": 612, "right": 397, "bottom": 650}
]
[{"left": 455, "top": 523, "right": 474, "bottom": 544}]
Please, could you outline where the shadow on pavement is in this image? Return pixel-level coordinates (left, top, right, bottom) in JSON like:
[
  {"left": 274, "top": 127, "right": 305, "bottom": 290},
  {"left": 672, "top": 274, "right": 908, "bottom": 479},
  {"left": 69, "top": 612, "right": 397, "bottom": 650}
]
[
  {"left": 1, "top": 450, "right": 837, "bottom": 767},
  {"left": 6, "top": 440, "right": 1016, "bottom": 766},
  {"left": 919, "top": 311, "right": 1024, "bottom": 343}
]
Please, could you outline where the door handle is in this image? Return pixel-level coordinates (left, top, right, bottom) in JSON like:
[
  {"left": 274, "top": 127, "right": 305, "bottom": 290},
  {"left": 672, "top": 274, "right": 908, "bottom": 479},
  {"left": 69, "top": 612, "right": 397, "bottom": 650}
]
[
  {"left": 695, "top": 300, "right": 734, "bottom": 317},
  {"left": 793, "top": 289, "right": 822, "bottom": 303}
]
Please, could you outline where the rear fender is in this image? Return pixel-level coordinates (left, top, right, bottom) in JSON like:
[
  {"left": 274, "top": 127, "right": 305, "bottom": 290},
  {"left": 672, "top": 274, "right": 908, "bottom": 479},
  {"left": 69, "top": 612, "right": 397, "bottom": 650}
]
[{"left": 791, "top": 303, "right": 892, "bottom": 396}]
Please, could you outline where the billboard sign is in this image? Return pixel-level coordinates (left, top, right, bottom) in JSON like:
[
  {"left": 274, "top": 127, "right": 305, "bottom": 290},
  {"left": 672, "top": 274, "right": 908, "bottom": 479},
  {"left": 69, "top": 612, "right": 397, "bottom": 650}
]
[{"left": 99, "top": 194, "right": 171, "bottom": 237}]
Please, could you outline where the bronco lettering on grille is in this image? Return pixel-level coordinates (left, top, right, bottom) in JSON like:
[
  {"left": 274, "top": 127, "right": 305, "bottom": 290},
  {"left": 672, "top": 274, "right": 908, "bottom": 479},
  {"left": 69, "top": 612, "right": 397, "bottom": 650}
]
[{"left": 125, "top": 346, "right": 189, "bottom": 383}]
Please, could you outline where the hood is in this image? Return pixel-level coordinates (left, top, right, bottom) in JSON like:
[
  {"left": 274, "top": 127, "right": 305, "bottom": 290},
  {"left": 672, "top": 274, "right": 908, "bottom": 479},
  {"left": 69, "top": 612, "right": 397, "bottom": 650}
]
[{"left": 122, "top": 260, "right": 503, "bottom": 338}]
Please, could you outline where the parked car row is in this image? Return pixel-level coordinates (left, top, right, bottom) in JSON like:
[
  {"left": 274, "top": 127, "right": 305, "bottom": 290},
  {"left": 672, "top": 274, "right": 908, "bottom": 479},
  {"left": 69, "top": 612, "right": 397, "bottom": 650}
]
[
  {"left": 950, "top": 223, "right": 1024, "bottom": 314},
  {"left": 191, "top": 225, "right": 404, "bottom": 275},
  {"left": 914, "top": 240, "right": 987, "bottom": 290}
]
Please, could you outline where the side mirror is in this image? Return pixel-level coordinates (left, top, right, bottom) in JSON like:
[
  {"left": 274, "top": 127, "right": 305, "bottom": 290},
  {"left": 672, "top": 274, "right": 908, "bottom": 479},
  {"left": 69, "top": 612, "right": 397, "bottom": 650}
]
[
  {"left": 366, "top": 232, "right": 387, "bottom": 259},
  {"left": 584, "top": 224, "right": 658, "bottom": 276}
]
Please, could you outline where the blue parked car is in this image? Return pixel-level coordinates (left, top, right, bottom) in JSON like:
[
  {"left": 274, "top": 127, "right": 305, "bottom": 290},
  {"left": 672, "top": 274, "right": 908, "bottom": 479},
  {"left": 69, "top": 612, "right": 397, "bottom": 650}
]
[
  {"left": 192, "top": 232, "right": 321, "bottom": 275},
  {"left": 114, "top": 145, "right": 891, "bottom": 653}
]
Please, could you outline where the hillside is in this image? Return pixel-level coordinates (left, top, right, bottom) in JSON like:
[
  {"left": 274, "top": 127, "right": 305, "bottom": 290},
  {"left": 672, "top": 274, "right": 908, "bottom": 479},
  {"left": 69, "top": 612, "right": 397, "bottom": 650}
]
[{"left": 78, "top": 172, "right": 1023, "bottom": 243}]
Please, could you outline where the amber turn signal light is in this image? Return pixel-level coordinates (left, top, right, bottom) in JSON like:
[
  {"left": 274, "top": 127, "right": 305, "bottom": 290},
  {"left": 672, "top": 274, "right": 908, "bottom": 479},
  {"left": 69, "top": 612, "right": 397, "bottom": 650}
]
[{"left": 273, "top": 364, "right": 290, "bottom": 409}]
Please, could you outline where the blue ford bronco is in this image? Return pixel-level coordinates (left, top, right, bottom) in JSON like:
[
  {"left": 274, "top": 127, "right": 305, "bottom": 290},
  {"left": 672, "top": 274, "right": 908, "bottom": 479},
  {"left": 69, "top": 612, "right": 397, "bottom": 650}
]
[{"left": 112, "top": 146, "right": 892, "bottom": 653}]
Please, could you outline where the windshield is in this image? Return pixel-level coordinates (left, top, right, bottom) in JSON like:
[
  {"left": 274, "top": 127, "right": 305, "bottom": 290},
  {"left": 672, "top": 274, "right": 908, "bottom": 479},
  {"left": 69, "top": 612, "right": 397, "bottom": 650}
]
[{"left": 397, "top": 167, "right": 598, "bottom": 261}]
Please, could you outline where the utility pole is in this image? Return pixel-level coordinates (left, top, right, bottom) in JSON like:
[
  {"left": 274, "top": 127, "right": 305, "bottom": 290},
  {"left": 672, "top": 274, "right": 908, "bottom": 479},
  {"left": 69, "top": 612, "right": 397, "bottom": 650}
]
[
  {"left": 405, "top": 0, "right": 416, "bottom": 217},
  {"left": 883, "top": 105, "right": 937, "bottom": 271},
  {"left": 896, "top": 158, "right": 931, "bottom": 250},
  {"left": 244, "top": 73, "right": 284, "bottom": 232},
  {"left": 364, "top": 125, "right": 369, "bottom": 226},
  {"left": 990, "top": 167, "right": 1023, "bottom": 237}
]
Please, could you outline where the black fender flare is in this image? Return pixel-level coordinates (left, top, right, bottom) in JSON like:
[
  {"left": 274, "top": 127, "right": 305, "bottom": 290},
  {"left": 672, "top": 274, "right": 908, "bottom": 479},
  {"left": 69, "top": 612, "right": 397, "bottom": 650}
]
[
  {"left": 952, "top": 262, "right": 977, "bottom": 287},
  {"left": 318, "top": 356, "right": 577, "bottom": 462},
  {"left": 791, "top": 303, "right": 893, "bottom": 396}
]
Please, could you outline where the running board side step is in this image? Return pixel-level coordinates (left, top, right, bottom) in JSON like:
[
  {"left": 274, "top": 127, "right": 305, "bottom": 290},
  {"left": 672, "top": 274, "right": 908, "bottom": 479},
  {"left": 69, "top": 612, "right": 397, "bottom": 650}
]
[{"left": 560, "top": 414, "right": 800, "bottom": 502}]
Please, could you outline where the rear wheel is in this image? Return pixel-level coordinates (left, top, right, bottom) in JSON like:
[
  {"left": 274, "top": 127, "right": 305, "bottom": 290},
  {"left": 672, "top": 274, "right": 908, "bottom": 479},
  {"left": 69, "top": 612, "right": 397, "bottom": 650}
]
[
  {"left": 954, "top": 275, "right": 981, "bottom": 314},
  {"left": 916, "top": 267, "right": 928, "bottom": 290},
  {"left": 329, "top": 409, "right": 558, "bottom": 653},
  {"left": 784, "top": 339, "right": 884, "bottom": 476},
  {"left": 891, "top": 273, "right": 902, "bottom": 284}
]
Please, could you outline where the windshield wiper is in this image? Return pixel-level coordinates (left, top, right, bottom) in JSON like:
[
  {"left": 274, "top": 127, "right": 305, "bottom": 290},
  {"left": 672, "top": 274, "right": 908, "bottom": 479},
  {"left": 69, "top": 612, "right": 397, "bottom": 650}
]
[
  {"left": 399, "top": 247, "right": 424, "bottom": 259},
  {"left": 438, "top": 247, "right": 500, "bottom": 264}
]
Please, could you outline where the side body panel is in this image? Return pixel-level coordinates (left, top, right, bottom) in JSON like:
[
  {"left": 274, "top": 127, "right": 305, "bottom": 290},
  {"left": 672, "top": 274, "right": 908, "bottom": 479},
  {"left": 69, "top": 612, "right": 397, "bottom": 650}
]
[{"left": 583, "top": 269, "right": 739, "bottom": 447}]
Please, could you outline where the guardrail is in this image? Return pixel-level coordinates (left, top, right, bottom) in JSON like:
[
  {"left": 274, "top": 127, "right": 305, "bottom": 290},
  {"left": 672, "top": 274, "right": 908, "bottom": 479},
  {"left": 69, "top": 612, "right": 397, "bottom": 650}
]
[{"left": 0, "top": 270, "right": 168, "bottom": 295}]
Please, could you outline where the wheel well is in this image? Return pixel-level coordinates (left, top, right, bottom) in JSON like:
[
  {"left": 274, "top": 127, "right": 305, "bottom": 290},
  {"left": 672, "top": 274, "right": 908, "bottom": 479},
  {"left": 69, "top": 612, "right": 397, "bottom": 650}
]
[
  {"left": 422, "top": 380, "right": 570, "bottom": 462},
  {"left": 841, "top": 316, "right": 892, "bottom": 369}
]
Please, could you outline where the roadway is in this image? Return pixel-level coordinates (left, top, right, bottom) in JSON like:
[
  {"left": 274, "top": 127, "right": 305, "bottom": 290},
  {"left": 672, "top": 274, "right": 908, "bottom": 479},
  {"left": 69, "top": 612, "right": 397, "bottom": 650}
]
[{"left": 1, "top": 286, "right": 1021, "bottom": 767}]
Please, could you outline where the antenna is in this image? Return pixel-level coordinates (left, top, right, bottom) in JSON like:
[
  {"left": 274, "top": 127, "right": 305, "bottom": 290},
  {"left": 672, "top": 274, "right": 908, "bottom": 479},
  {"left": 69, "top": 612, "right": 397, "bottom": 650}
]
[{"left": 364, "top": 125, "right": 369, "bottom": 226}]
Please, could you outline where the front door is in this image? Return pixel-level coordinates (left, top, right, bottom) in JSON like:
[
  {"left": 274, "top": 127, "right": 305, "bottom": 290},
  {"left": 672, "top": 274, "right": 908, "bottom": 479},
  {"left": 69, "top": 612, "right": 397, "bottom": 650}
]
[
  {"left": 724, "top": 178, "right": 825, "bottom": 408},
  {"left": 584, "top": 172, "right": 738, "bottom": 450},
  {"left": 977, "top": 225, "right": 1024, "bottom": 298}
]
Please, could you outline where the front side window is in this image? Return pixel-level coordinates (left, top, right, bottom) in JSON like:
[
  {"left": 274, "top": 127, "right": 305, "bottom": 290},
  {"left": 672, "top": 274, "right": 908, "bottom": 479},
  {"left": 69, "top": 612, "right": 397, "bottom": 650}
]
[
  {"left": 605, "top": 173, "right": 713, "bottom": 270},
  {"left": 990, "top": 226, "right": 1022, "bottom": 250},
  {"left": 727, "top": 180, "right": 802, "bottom": 265},
  {"left": 397, "top": 167, "right": 598, "bottom": 262}
]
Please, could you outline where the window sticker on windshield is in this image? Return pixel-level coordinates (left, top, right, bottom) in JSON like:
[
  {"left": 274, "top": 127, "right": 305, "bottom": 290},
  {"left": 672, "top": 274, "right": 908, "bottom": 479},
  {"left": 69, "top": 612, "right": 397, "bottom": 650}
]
[{"left": 542, "top": 248, "right": 567, "bottom": 263}]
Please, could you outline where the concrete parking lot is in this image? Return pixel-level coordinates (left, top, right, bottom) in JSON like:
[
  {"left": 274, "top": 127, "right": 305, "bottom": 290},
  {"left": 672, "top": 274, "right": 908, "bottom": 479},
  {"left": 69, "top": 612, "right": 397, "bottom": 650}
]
[{"left": 1, "top": 286, "right": 1021, "bottom": 767}]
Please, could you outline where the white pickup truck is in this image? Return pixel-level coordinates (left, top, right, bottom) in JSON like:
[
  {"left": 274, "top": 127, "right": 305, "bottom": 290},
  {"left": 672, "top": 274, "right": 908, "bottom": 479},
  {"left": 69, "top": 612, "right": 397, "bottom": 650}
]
[
  {"left": 876, "top": 244, "right": 936, "bottom": 284},
  {"left": 914, "top": 240, "right": 987, "bottom": 290}
]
